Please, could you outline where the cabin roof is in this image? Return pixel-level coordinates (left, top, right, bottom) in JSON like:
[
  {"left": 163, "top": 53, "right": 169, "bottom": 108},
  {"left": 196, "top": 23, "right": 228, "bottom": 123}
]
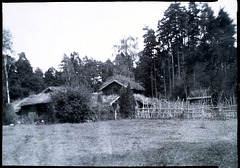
[
  {"left": 42, "top": 86, "right": 66, "bottom": 93},
  {"left": 20, "top": 93, "right": 51, "bottom": 106},
  {"left": 11, "top": 86, "right": 65, "bottom": 113},
  {"left": 21, "top": 86, "right": 69, "bottom": 106},
  {"left": 99, "top": 75, "right": 145, "bottom": 91}
]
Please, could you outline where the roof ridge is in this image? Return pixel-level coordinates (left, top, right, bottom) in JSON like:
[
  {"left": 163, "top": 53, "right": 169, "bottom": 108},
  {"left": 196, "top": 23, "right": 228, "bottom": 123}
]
[{"left": 99, "top": 75, "right": 144, "bottom": 91}]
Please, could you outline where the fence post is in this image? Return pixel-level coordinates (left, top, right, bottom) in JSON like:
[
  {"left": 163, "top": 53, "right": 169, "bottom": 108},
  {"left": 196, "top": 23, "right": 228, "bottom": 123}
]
[
  {"left": 182, "top": 100, "right": 184, "bottom": 118},
  {"left": 168, "top": 101, "right": 170, "bottom": 118},
  {"left": 173, "top": 101, "right": 175, "bottom": 118},
  {"left": 114, "top": 110, "right": 117, "bottom": 120}
]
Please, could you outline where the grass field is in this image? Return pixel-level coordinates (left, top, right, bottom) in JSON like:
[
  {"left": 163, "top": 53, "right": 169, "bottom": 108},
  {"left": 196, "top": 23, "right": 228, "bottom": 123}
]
[{"left": 2, "top": 118, "right": 237, "bottom": 167}]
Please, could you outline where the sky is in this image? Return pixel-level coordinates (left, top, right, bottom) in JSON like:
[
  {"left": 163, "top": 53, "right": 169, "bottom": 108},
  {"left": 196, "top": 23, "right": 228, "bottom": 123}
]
[{"left": 2, "top": 1, "right": 238, "bottom": 73}]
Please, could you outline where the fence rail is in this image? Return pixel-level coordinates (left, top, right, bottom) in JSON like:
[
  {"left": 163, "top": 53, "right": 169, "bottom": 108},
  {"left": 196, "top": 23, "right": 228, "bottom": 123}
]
[{"left": 135, "top": 104, "right": 237, "bottom": 119}]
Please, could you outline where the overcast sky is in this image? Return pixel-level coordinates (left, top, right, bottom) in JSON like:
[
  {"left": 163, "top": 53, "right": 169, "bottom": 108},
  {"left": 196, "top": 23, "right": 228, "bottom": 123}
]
[{"left": 3, "top": 1, "right": 237, "bottom": 72}]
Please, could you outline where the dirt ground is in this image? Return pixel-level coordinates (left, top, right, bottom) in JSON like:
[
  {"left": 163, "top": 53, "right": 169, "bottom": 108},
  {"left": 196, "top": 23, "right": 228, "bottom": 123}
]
[{"left": 2, "top": 118, "right": 238, "bottom": 167}]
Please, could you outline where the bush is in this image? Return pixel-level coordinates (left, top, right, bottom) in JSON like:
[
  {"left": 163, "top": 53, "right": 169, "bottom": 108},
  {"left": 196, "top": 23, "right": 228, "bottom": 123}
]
[
  {"left": 38, "top": 104, "right": 57, "bottom": 124},
  {"left": 171, "top": 81, "right": 187, "bottom": 101},
  {"left": 50, "top": 86, "right": 94, "bottom": 123},
  {"left": 91, "top": 93, "right": 115, "bottom": 121},
  {"left": 3, "top": 103, "right": 18, "bottom": 125},
  {"left": 92, "top": 103, "right": 115, "bottom": 121},
  {"left": 119, "top": 84, "right": 135, "bottom": 119}
]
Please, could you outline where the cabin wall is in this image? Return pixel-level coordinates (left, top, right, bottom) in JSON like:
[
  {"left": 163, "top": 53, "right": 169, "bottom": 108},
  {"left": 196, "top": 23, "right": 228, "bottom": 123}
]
[
  {"left": 102, "top": 82, "right": 123, "bottom": 95},
  {"left": 102, "top": 82, "right": 144, "bottom": 96},
  {"left": 20, "top": 103, "right": 49, "bottom": 123}
]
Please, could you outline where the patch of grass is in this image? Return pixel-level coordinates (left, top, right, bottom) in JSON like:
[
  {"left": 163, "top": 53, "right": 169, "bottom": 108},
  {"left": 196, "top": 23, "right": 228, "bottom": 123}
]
[
  {"left": 199, "top": 121, "right": 206, "bottom": 129},
  {"left": 2, "top": 119, "right": 237, "bottom": 167}
]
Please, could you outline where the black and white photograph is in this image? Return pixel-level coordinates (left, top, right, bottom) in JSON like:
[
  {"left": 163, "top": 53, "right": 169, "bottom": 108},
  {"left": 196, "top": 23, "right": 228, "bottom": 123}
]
[{"left": 2, "top": 1, "right": 237, "bottom": 167}]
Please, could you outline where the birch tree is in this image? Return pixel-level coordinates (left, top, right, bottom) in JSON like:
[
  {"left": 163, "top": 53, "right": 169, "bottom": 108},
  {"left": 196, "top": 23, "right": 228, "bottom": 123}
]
[
  {"left": 113, "top": 36, "right": 139, "bottom": 78},
  {"left": 3, "top": 29, "right": 14, "bottom": 104}
]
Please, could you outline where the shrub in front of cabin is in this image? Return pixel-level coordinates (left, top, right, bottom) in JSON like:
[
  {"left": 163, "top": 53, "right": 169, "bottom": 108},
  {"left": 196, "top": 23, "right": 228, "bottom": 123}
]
[
  {"left": 94, "top": 103, "right": 115, "bottom": 121},
  {"left": 90, "top": 93, "right": 115, "bottom": 121},
  {"left": 3, "top": 103, "right": 18, "bottom": 125},
  {"left": 119, "top": 83, "right": 136, "bottom": 119},
  {"left": 50, "top": 86, "right": 95, "bottom": 123}
]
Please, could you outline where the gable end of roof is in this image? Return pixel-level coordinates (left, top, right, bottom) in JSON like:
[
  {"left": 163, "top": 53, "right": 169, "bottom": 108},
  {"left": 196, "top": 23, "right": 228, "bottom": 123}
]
[{"left": 99, "top": 80, "right": 126, "bottom": 90}]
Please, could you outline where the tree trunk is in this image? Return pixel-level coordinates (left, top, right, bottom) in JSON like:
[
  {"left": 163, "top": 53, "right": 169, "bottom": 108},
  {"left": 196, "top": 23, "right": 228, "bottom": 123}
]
[
  {"left": 168, "top": 57, "right": 172, "bottom": 96},
  {"left": 182, "top": 36, "right": 187, "bottom": 99},
  {"left": 154, "top": 58, "right": 157, "bottom": 98},
  {"left": 163, "top": 61, "right": 167, "bottom": 98},
  {"left": 177, "top": 46, "right": 181, "bottom": 81},
  {"left": 193, "top": 69, "right": 196, "bottom": 87},
  {"left": 151, "top": 68, "right": 154, "bottom": 97},
  {"left": 4, "top": 56, "right": 10, "bottom": 104},
  {"left": 171, "top": 52, "right": 175, "bottom": 88}
]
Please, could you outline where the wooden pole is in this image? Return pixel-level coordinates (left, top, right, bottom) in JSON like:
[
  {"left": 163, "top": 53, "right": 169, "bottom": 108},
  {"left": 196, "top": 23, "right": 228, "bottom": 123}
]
[
  {"left": 114, "top": 110, "right": 117, "bottom": 120},
  {"left": 168, "top": 101, "right": 170, "bottom": 118}
]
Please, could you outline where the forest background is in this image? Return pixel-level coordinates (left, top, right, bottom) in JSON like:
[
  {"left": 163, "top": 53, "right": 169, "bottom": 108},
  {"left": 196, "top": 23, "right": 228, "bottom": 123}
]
[{"left": 3, "top": 2, "right": 237, "bottom": 106}]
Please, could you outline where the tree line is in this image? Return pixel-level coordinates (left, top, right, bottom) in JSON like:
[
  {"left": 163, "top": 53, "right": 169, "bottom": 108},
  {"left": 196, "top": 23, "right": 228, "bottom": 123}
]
[
  {"left": 136, "top": 2, "right": 237, "bottom": 101},
  {"left": 3, "top": 2, "right": 237, "bottom": 106}
]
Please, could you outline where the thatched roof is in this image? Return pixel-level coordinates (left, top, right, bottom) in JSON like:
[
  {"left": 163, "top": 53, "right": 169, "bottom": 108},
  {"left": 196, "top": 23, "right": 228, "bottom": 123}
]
[
  {"left": 99, "top": 75, "right": 145, "bottom": 91},
  {"left": 11, "top": 86, "right": 65, "bottom": 113},
  {"left": 43, "top": 86, "right": 66, "bottom": 93},
  {"left": 11, "top": 93, "right": 51, "bottom": 114},
  {"left": 21, "top": 86, "right": 69, "bottom": 106},
  {"left": 11, "top": 98, "right": 28, "bottom": 113},
  {"left": 20, "top": 93, "right": 51, "bottom": 106}
]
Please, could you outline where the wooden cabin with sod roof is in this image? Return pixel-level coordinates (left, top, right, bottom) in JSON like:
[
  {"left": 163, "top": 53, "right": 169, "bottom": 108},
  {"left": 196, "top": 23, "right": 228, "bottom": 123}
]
[
  {"left": 99, "top": 75, "right": 145, "bottom": 96},
  {"left": 98, "top": 75, "right": 145, "bottom": 119},
  {"left": 12, "top": 86, "right": 66, "bottom": 123}
]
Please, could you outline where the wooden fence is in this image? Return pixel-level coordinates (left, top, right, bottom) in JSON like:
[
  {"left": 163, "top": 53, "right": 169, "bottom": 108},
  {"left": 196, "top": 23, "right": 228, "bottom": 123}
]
[{"left": 135, "top": 100, "right": 237, "bottom": 119}]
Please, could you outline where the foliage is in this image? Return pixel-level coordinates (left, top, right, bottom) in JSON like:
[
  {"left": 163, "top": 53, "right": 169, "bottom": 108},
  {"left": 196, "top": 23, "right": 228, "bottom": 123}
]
[
  {"left": 113, "top": 36, "right": 139, "bottom": 78},
  {"left": 50, "top": 86, "right": 94, "bottom": 123},
  {"left": 60, "top": 53, "right": 82, "bottom": 87},
  {"left": 93, "top": 103, "right": 115, "bottom": 121},
  {"left": 3, "top": 2, "right": 237, "bottom": 111},
  {"left": 31, "top": 67, "right": 46, "bottom": 93},
  {"left": 136, "top": 26, "right": 163, "bottom": 98},
  {"left": 83, "top": 57, "right": 103, "bottom": 92},
  {"left": 99, "top": 59, "right": 114, "bottom": 82},
  {"left": 44, "top": 67, "right": 64, "bottom": 87},
  {"left": 4, "top": 52, "right": 49, "bottom": 102},
  {"left": 171, "top": 80, "right": 186, "bottom": 101},
  {"left": 90, "top": 93, "right": 115, "bottom": 121},
  {"left": 119, "top": 84, "right": 136, "bottom": 118},
  {"left": 8, "top": 52, "right": 33, "bottom": 99},
  {"left": 2, "top": 29, "right": 13, "bottom": 54},
  {"left": 44, "top": 67, "right": 57, "bottom": 87},
  {"left": 59, "top": 53, "right": 103, "bottom": 91},
  {"left": 3, "top": 103, "right": 18, "bottom": 125},
  {"left": 135, "top": 2, "right": 237, "bottom": 101}
]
